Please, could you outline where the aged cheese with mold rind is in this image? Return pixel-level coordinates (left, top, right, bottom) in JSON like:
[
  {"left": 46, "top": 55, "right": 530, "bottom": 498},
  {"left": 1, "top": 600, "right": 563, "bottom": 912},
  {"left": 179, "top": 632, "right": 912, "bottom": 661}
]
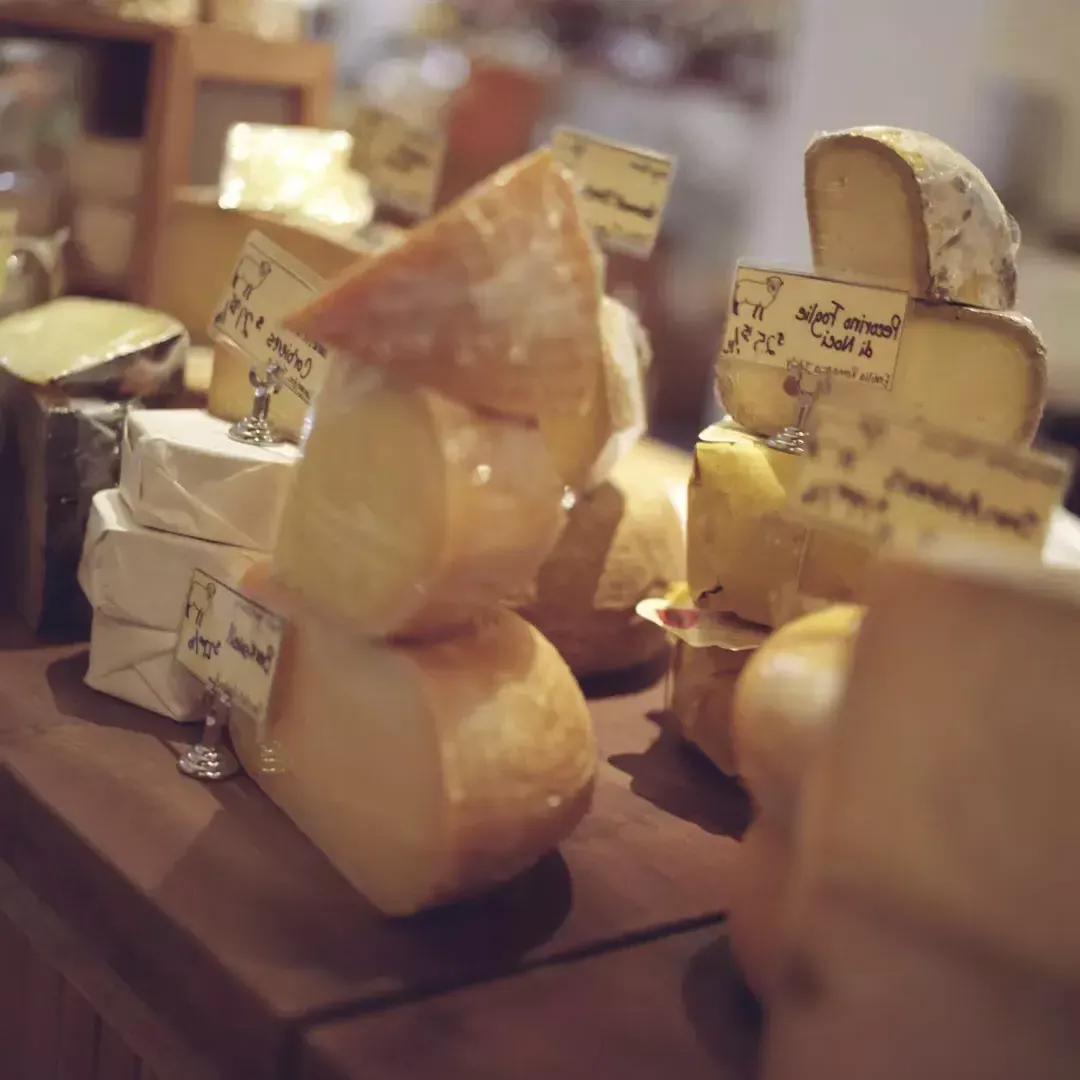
[
  {"left": 538, "top": 296, "right": 651, "bottom": 494},
  {"left": 806, "top": 126, "right": 1019, "bottom": 310},
  {"left": 271, "top": 368, "right": 567, "bottom": 640},
  {"left": 511, "top": 457, "right": 683, "bottom": 679},
  {"left": 716, "top": 302, "right": 1047, "bottom": 445},
  {"left": 687, "top": 429, "right": 873, "bottom": 627},
  {"left": 119, "top": 408, "right": 300, "bottom": 550},
  {"left": 231, "top": 583, "right": 597, "bottom": 917},
  {"left": 284, "top": 150, "right": 606, "bottom": 421}
]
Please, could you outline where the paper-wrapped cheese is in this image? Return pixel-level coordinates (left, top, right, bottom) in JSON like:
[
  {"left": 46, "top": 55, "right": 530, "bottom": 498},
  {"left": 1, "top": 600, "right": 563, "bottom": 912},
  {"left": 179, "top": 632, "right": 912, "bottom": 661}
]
[
  {"left": 285, "top": 149, "right": 606, "bottom": 421},
  {"left": 805, "top": 126, "right": 1020, "bottom": 310},
  {"left": 271, "top": 369, "right": 567, "bottom": 641},
  {"left": 118, "top": 408, "right": 300, "bottom": 550},
  {"left": 511, "top": 454, "right": 684, "bottom": 679},
  {"left": 687, "top": 427, "right": 873, "bottom": 628},
  {"left": 716, "top": 303, "right": 1047, "bottom": 447},
  {"left": 232, "top": 577, "right": 598, "bottom": 916}
]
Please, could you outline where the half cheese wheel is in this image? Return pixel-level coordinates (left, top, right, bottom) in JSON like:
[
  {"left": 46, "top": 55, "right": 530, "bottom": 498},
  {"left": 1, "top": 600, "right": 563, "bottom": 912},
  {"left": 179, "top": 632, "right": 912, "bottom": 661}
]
[
  {"left": 231, "top": 583, "right": 598, "bottom": 916},
  {"left": 284, "top": 149, "right": 606, "bottom": 421},
  {"left": 271, "top": 368, "right": 567, "bottom": 640},
  {"left": 806, "top": 126, "right": 1019, "bottom": 310}
]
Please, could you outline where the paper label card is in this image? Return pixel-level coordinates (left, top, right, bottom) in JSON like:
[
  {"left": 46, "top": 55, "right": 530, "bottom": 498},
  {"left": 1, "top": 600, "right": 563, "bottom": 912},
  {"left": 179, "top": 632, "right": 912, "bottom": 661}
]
[
  {"left": 211, "top": 231, "right": 330, "bottom": 409},
  {"left": 636, "top": 598, "right": 769, "bottom": 652},
  {"left": 789, "top": 407, "right": 1073, "bottom": 556},
  {"left": 552, "top": 126, "right": 676, "bottom": 258},
  {"left": 720, "top": 267, "right": 910, "bottom": 392},
  {"left": 350, "top": 105, "right": 447, "bottom": 218},
  {"left": 176, "top": 570, "right": 285, "bottom": 725},
  {"left": 0, "top": 210, "right": 17, "bottom": 292}
]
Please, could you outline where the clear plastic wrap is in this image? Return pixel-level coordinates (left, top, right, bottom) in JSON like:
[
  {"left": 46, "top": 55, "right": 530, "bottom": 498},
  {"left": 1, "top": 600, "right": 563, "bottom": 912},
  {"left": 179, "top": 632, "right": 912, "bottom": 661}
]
[
  {"left": 118, "top": 408, "right": 300, "bottom": 552},
  {"left": 218, "top": 124, "right": 375, "bottom": 229},
  {"left": 284, "top": 148, "right": 607, "bottom": 422},
  {"left": 806, "top": 126, "right": 1021, "bottom": 311}
]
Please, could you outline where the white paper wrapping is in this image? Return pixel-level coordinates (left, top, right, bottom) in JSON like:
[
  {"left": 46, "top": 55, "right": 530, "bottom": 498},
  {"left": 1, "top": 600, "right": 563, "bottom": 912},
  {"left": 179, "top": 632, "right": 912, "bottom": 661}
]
[
  {"left": 79, "top": 488, "right": 267, "bottom": 630},
  {"left": 118, "top": 408, "right": 300, "bottom": 550},
  {"left": 85, "top": 613, "right": 203, "bottom": 722}
]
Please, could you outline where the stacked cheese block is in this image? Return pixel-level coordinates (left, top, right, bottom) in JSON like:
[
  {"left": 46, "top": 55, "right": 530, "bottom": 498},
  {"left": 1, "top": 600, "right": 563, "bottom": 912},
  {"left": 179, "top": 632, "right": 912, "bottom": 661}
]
[
  {"left": 78, "top": 408, "right": 299, "bottom": 719},
  {"left": 671, "top": 126, "right": 1049, "bottom": 779},
  {"left": 224, "top": 150, "right": 611, "bottom": 917}
]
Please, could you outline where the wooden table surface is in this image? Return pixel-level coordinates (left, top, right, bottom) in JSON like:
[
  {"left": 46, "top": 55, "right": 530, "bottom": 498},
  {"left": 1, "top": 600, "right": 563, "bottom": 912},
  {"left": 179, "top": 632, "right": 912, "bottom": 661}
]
[{"left": 0, "top": 621, "right": 758, "bottom": 1079}]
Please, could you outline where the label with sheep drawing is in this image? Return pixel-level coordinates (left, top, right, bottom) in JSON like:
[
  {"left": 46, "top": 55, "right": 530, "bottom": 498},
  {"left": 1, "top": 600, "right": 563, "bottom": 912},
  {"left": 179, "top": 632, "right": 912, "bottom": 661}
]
[
  {"left": 176, "top": 569, "right": 286, "bottom": 725},
  {"left": 211, "top": 231, "right": 332, "bottom": 410},
  {"left": 721, "top": 266, "right": 910, "bottom": 392}
]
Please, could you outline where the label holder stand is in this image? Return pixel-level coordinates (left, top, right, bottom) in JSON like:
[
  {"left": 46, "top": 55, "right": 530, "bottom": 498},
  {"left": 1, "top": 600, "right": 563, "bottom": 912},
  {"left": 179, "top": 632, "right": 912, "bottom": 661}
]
[
  {"left": 767, "top": 372, "right": 830, "bottom": 457},
  {"left": 178, "top": 684, "right": 242, "bottom": 782},
  {"left": 229, "top": 361, "right": 284, "bottom": 447}
]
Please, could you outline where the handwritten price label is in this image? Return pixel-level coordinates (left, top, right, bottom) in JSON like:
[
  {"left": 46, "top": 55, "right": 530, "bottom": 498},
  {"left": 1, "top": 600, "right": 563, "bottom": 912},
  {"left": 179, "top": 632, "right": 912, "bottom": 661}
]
[
  {"left": 176, "top": 570, "right": 285, "bottom": 725},
  {"left": 720, "top": 267, "right": 910, "bottom": 392},
  {"left": 552, "top": 126, "right": 676, "bottom": 258},
  {"left": 789, "top": 406, "right": 1073, "bottom": 556},
  {"left": 350, "top": 105, "right": 447, "bottom": 218},
  {"left": 211, "top": 231, "right": 331, "bottom": 409},
  {"left": 0, "top": 210, "right": 17, "bottom": 292}
]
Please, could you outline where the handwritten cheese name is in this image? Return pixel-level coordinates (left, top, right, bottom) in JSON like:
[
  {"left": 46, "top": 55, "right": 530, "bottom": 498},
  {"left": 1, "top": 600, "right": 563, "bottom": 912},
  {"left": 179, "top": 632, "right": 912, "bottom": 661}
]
[{"left": 721, "top": 267, "right": 910, "bottom": 392}]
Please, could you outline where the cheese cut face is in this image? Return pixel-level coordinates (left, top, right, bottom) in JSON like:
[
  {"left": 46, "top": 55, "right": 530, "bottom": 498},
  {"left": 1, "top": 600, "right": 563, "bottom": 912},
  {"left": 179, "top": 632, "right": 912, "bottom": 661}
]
[
  {"left": 538, "top": 296, "right": 652, "bottom": 494},
  {"left": 687, "top": 429, "right": 874, "bottom": 628},
  {"left": 806, "top": 126, "right": 1020, "bottom": 310},
  {"left": 230, "top": 584, "right": 598, "bottom": 916},
  {"left": 716, "top": 302, "right": 1047, "bottom": 445},
  {"left": 732, "top": 603, "right": 864, "bottom": 824},
  {"left": 511, "top": 455, "right": 684, "bottom": 679},
  {"left": 284, "top": 150, "right": 607, "bottom": 421},
  {"left": 271, "top": 368, "right": 567, "bottom": 640},
  {"left": 119, "top": 408, "right": 300, "bottom": 551},
  {"left": 668, "top": 640, "right": 750, "bottom": 777}
]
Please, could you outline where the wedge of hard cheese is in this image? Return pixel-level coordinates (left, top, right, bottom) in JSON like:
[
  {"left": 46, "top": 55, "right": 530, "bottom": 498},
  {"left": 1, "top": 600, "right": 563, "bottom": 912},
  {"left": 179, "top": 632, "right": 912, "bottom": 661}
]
[
  {"left": 538, "top": 296, "right": 652, "bottom": 494},
  {"left": 716, "top": 303, "right": 1046, "bottom": 445},
  {"left": 687, "top": 428, "right": 874, "bottom": 627},
  {"left": 232, "top": 578, "right": 597, "bottom": 916},
  {"left": 511, "top": 453, "right": 684, "bottom": 679},
  {"left": 806, "top": 126, "right": 1020, "bottom": 310},
  {"left": 284, "top": 150, "right": 606, "bottom": 421},
  {"left": 271, "top": 368, "right": 567, "bottom": 640}
]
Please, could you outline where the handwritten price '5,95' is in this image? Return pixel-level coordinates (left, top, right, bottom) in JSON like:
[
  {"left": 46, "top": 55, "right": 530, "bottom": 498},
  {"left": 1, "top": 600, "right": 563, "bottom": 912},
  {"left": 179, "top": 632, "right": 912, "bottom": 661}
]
[
  {"left": 722, "top": 322, "right": 785, "bottom": 359},
  {"left": 214, "top": 295, "right": 265, "bottom": 341}
]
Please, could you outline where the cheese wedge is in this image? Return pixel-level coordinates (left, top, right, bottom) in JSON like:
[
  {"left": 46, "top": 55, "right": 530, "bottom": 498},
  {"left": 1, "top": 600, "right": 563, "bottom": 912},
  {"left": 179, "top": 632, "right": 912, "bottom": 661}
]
[
  {"left": 687, "top": 428, "right": 874, "bottom": 627},
  {"left": 207, "top": 336, "right": 314, "bottom": 444},
  {"left": 668, "top": 640, "right": 750, "bottom": 777},
  {"left": 511, "top": 459, "right": 684, "bottom": 679},
  {"left": 284, "top": 150, "right": 606, "bottom": 421},
  {"left": 538, "top": 296, "right": 652, "bottom": 494},
  {"left": 231, "top": 581, "right": 598, "bottom": 916},
  {"left": 716, "top": 302, "right": 1047, "bottom": 445},
  {"left": 271, "top": 368, "right": 567, "bottom": 640},
  {"left": 806, "top": 126, "right": 1020, "bottom": 310}
]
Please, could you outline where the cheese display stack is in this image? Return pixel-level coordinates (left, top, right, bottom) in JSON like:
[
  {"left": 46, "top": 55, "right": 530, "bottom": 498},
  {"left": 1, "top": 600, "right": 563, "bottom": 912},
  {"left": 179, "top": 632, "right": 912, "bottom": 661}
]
[
  {"left": 78, "top": 407, "right": 300, "bottom": 720},
  {"left": 671, "top": 126, "right": 1051, "bottom": 777},
  {"left": 224, "top": 150, "right": 605, "bottom": 916}
]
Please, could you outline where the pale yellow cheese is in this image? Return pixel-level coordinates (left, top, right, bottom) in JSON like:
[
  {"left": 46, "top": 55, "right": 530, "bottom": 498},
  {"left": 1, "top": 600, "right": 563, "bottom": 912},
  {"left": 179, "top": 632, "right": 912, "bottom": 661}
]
[
  {"left": 271, "top": 368, "right": 567, "bottom": 641},
  {"left": 538, "top": 296, "right": 652, "bottom": 494},
  {"left": 511, "top": 457, "right": 683, "bottom": 679},
  {"left": 231, "top": 582, "right": 597, "bottom": 916},
  {"left": 687, "top": 429, "right": 874, "bottom": 628},
  {"left": 716, "top": 302, "right": 1047, "bottom": 446},
  {"left": 285, "top": 150, "right": 606, "bottom": 421},
  {"left": 806, "top": 126, "right": 1020, "bottom": 309}
]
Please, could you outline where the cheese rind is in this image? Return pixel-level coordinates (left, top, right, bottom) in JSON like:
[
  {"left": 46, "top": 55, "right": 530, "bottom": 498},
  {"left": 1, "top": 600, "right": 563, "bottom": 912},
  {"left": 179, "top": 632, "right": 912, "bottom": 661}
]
[
  {"left": 272, "top": 368, "right": 567, "bottom": 640},
  {"left": 511, "top": 461, "right": 684, "bottom": 679},
  {"left": 806, "top": 126, "right": 1020, "bottom": 310},
  {"left": 716, "top": 302, "right": 1047, "bottom": 445},
  {"left": 284, "top": 150, "right": 606, "bottom": 421},
  {"left": 230, "top": 587, "right": 598, "bottom": 916},
  {"left": 687, "top": 429, "right": 873, "bottom": 627},
  {"left": 119, "top": 408, "right": 300, "bottom": 550},
  {"left": 538, "top": 296, "right": 652, "bottom": 494}
]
